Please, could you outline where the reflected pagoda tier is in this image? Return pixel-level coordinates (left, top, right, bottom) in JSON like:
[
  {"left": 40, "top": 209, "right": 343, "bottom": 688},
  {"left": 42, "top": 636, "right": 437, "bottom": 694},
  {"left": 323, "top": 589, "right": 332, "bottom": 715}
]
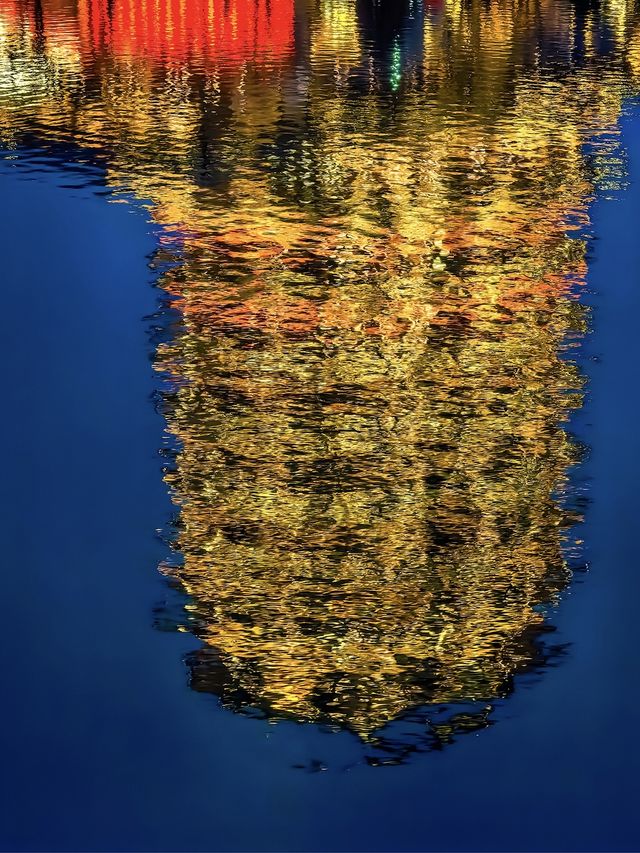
[{"left": 1, "top": 0, "right": 638, "bottom": 745}]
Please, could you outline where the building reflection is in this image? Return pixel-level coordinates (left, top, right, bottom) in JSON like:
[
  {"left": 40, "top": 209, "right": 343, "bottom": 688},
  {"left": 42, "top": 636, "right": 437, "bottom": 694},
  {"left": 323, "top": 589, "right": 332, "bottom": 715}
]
[
  {"left": 78, "top": 0, "right": 295, "bottom": 64},
  {"left": 0, "top": 0, "right": 639, "bottom": 754}
]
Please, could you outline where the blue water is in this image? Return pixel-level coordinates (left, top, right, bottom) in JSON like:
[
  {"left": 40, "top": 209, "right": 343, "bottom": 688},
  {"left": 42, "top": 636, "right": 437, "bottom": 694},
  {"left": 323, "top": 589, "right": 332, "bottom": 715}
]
[{"left": 1, "top": 107, "right": 639, "bottom": 853}]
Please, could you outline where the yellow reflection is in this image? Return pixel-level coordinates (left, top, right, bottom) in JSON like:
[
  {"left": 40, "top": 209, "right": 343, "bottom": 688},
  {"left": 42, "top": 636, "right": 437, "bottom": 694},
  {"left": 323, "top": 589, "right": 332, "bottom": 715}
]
[{"left": 1, "top": 0, "right": 639, "bottom": 744}]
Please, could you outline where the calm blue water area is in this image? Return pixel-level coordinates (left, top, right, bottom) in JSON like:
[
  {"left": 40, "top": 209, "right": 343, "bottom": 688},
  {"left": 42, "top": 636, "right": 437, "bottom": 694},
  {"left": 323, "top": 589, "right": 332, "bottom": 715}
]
[{"left": 1, "top": 107, "right": 640, "bottom": 852}]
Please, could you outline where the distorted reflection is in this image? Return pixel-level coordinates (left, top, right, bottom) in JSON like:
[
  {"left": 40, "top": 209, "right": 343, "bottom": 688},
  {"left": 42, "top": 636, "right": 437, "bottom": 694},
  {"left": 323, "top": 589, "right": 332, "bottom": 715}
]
[{"left": 1, "top": 0, "right": 639, "bottom": 758}]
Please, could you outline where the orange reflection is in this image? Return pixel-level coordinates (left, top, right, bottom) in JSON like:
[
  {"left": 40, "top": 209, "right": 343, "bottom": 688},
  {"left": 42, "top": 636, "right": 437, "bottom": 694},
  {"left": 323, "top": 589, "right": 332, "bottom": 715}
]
[{"left": 77, "top": 0, "right": 294, "bottom": 64}]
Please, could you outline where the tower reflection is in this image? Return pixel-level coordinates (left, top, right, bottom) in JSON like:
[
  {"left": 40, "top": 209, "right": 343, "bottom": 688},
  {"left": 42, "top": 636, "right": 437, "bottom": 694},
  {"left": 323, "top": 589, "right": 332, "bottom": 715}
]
[{"left": 0, "top": 0, "right": 638, "bottom": 758}]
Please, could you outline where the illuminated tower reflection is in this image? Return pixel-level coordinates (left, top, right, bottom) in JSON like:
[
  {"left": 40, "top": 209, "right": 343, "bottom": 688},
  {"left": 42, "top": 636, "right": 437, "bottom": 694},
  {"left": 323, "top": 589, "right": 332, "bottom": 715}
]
[{"left": 1, "top": 0, "right": 639, "bottom": 758}]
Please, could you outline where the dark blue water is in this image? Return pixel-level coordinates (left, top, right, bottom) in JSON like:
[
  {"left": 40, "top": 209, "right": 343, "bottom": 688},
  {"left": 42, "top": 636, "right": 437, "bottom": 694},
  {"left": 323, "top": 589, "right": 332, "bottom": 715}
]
[{"left": 0, "top": 102, "right": 639, "bottom": 851}]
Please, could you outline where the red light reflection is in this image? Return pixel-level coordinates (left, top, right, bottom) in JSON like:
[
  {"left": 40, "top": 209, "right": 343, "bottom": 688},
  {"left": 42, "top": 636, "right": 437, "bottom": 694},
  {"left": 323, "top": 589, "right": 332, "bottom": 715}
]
[{"left": 76, "top": 0, "right": 295, "bottom": 66}]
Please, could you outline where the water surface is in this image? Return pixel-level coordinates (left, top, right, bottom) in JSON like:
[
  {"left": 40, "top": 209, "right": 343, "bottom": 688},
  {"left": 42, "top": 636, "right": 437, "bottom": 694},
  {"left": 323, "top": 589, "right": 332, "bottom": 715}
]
[{"left": 1, "top": 0, "right": 640, "bottom": 848}]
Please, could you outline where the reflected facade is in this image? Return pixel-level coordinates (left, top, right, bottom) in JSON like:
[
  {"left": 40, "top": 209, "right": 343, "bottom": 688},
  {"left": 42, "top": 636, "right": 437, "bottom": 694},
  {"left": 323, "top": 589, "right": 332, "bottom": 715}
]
[{"left": 1, "top": 0, "right": 638, "bottom": 756}]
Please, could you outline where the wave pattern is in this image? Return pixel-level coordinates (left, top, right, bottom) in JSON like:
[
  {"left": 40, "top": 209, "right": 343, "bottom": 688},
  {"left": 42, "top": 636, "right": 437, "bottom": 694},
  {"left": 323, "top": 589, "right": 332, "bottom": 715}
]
[{"left": 1, "top": 0, "right": 639, "bottom": 755}]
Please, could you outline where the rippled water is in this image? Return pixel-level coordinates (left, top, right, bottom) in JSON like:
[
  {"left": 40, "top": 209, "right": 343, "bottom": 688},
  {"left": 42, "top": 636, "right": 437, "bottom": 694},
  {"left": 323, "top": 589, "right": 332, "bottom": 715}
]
[{"left": 2, "top": 0, "right": 639, "bottom": 761}]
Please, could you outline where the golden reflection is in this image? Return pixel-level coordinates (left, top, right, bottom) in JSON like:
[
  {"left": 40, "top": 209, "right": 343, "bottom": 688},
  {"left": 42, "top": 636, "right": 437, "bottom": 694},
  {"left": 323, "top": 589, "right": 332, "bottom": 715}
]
[{"left": 1, "top": 0, "right": 639, "bottom": 748}]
